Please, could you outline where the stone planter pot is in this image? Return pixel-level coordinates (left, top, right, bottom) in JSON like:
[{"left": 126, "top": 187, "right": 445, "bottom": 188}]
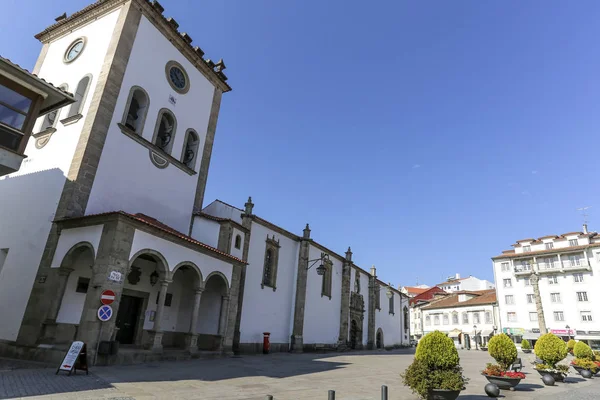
[
  {"left": 427, "top": 389, "right": 461, "bottom": 400},
  {"left": 483, "top": 375, "right": 521, "bottom": 391},
  {"left": 522, "top": 349, "right": 532, "bottom": 354},
  {"left": 536, "top": 369, "right": 566, "bottom": 382}
]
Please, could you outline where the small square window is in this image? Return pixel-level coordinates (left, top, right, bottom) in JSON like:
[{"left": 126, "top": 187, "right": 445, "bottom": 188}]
[
  {"left": 545, "top": 242, "right": 554, "bottom": 250},
  {"left": 76, "top": 277, "right": 90, "bottom": 293},
  {"left": 523, "top": 245, "right": 531, "bottom": 252},
  {"left": 569, "top": 239, "right": 579, "bottom": 247}
]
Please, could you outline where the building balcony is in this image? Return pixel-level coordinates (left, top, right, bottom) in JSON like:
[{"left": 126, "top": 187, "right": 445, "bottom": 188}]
[
  {"left": 537, "top": 260, "right": 591, "bottom": 274},
  {"left": 514, "top": 266, "right": 532, "bottom": 276}
]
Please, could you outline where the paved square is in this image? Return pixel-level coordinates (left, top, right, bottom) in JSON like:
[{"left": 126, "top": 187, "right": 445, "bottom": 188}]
[{"left": 1, "top": 350, "right": 598, "bottom": 399}]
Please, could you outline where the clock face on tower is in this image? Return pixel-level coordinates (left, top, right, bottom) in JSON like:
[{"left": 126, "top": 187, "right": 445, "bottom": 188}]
[
  {"left": 165, "top": 61, "right": 190, "bottom": 94},
  {"left": 64, "top": 38, "right": 85, "bottom": 63},
  {"left": 169, "top": 67, "right": 186, "bottom": 90}
]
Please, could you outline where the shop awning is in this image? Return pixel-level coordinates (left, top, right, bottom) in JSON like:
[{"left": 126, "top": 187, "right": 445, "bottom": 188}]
[
  {"left": 448, "top": 330, "right": 461, "bottom": 338},
  {"left": 481, "top": 330, "right": 493, "bottom": 336},
  {"left": 575, "top": 335, "right": 600, "bottom": 341},
  {"left": 523, "top": 332, "right": 541, "bottom": 340}
]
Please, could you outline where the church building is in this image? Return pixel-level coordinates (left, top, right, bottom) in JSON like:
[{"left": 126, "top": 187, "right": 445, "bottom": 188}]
[{"left": 0, "top": 0, "right": 409, "bottom": 364}]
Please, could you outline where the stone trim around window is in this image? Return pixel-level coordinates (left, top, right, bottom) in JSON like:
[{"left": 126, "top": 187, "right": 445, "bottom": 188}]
[
  {"left": 118, "top": 123, "right": 196, "bottom": 175},
  {"left": 261, "top": 235, "right": 280, "bottom": 291},
  {"left": 375, "top": 284, "right": 381, "bottom": 311},
  {"left": 321, "top": 260, "right": 332, "bottom": 300},
  {"left": 388, "top": 293, "right": 395, "bottom": 315}
]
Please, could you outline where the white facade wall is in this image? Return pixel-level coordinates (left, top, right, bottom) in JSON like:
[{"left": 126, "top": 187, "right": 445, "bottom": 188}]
[
  {"left": 0, "top": 8, "right": 122, "bottom": 341},
  {"left": 375, "top": 287, "right": 403, "bottom": 346},
  {"left": 202, "top": 201, "right": 243, "bottom": 224},
  {"left": 239, "top": 222, "right": 299, "bottom": 345},
  {"left": 229, "top": 227, "right": 245, "bottom": 260},
  {"left": 50, "top": 226, "right": 104, "bottom": 268},
  {"left": 422, "top": 303, "right": 499, "bottom": 337},
  {"left": 303, "top": 245, "right": 343, "bottom": 344},
  {"left": 190, "top": 217, "right": 220, "bottom": 249},
  {"left": 87, "top": 15, "right": 216, "bottom": 233},
  {"left": 439, "top": 276, "right": 495, "bottom": 293}
]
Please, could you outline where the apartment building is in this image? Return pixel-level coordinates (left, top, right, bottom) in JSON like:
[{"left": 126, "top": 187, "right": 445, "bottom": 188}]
[
  {"left": 437, "top": 274, "right": 495, "bottom": 293},
  {"left": 492, "top": 225, "right": 600, "bottom": 349}
]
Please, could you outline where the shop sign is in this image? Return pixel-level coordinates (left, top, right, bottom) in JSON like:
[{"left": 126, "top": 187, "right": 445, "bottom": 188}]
[
  {"left": 503, "top": 328, "right": 525, "bottom": 335},
  {"left": 531, "top": 328, "right": 540, "bottom": 333},
  {"left": 550, "top": 329, "right": 574, "bottom": 335},
  {"left": 588, "top": 331, "right": 600, "bottom": 335}
]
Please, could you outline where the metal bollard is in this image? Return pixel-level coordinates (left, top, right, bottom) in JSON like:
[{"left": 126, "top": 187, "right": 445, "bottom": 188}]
[
  {"left": 328, "top": 390, "right": 335, "bottom": 400},
  {"left": 381, "top": 385, "right": 388, "bottom": 400}
]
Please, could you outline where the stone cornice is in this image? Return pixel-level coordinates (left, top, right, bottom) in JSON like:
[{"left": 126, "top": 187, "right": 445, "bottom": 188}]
[{"left": 35, "top": 0, "right": 231, "bottom": 93}]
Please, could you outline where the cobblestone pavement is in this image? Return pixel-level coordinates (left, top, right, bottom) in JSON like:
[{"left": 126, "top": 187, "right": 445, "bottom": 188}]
[{"left": 0, "top": 349, "right": 599, "bottom": 399}]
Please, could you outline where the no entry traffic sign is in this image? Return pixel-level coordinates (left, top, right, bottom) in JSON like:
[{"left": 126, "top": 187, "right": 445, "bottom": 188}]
[
  {"left": 100, "top": 290, "right": 115, "bottom": 305},
  {"left": 97, "top": 305, "right": 113, "bottom": 322}
]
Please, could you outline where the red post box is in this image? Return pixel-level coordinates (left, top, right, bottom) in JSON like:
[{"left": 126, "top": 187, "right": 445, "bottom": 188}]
[{"left": 263, "top": 332, "right": 271, "bottom": 354}]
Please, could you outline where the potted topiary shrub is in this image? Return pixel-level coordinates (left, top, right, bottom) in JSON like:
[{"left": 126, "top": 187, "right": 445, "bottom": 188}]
[
  {"left": 521, "top": 339, "right": 532, "bottom": 354},
  {"left": 567, "top": 339, "right": 576, "bottom": 355},
  {"left": 571, "top": 341, "right": 598, "bottom": 376},
  {"left": 401, "top": 331, "right": 468, "bottom": 400},
  {"left": 482, "top": 333, "right": 524, "bottom": 390},
  {"left": 534, "top": 333, "right": 569, "bottom": 382}
]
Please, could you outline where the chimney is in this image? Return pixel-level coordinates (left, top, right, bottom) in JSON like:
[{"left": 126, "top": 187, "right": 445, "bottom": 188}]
[
  {"left": 455, "top": 273, "right": 460, "bottom": 279},
  {"left": 583, "top": 223, "right": 589, "bottom": 234},
  {"left": 370, "top": 265, "right": 376, "bottom": 277}
]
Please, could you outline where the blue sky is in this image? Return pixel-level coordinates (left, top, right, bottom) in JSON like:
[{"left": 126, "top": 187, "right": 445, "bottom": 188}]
[{"left": 3, "top": 1, "right": 600, "bottom": 286}]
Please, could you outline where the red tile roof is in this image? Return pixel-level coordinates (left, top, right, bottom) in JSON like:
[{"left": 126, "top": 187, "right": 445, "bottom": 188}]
[
  {"left": 404, "top": 286, "right": 430, "bottom": 295},
  {"left": 422, "top": 289, "right": 497, "bottom": 310},
  {"left": 409, "top": 286, "right": 447, "bottom": 306},
  {"left": 57, "top": 211, "right": 245, "bottom": 264}
]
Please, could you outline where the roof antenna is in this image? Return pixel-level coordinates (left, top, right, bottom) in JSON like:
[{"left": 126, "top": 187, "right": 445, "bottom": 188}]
[{"left": 577, "top": 206, "right": 591, "bottom": 234}]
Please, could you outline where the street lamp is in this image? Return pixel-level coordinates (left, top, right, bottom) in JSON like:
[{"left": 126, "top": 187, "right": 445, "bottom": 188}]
[
  {"left": 307, "top": 252, "right": 332, "bottom": 276},
  {"left": 493, "top": 325, "right": 498, "bottom": 336},
  {"left": 473, "top": 325, "right": 479, "bottom": 350}
]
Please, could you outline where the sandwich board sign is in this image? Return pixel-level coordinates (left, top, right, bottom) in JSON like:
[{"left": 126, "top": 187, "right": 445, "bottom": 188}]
[{"left": 56, "top": 341, "right": 88, "bottom": 375}]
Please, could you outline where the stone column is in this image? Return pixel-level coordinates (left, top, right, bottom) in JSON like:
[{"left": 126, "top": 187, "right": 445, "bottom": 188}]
[
  {"left": 367, "top": 266, "right": 377, "bottom": 350},
  {"left": 223, "top": 261, "right": 243, "bottom": 355},
  {"left": 219, "top": 295, "right": 230, "bottom": 338},
  {"left": 40, "top": 267, "right": 74, "bottom": 342},
  {"left": 184, "top": 287, "right": 204, "bottom": 352},
  {"left": 75, "top": 217, "right": 135, "bottom": 360},
  {"left": 233, "top": 196, "right": 253, "bottom": 355},
  {"left": 291, "top": 224, "right": 311, "bottom": 353},
  {"left": 148, "top": 279, "right": 171, "bottom": 352},
  {"left": 530, "top": 273, "right": 548, "bottom": 334},
  {"left": 337, "top": 247, "right": 352, "bottom": 351}
]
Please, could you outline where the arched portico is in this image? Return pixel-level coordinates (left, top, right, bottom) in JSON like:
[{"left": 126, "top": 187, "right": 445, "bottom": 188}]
[
  {"left": 40, "top": 241, "right": 96, "bottom": 344},
  {"left": 197, "top": 272, "right": 230, "bottom": 351}
]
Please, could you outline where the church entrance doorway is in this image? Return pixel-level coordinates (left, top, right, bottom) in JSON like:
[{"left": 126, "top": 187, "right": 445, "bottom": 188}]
[
  {"left": 350, "top": 320, "right": 358, "bottom": 349},
  {"left": 376, "top": 329, "right": 383, "bottom": 349},
  {"left": 115, "top": 294, "right": 143, "bottom": 345}
]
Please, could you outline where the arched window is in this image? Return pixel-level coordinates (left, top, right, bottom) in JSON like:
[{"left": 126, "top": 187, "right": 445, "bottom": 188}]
[
  {"left": 152, "top": 109, "right": 177, "bottom": 154},
  {"left": 462, "top": 312, "right": 469, "bottom": 324},
  {"left": 404, "top": 306, "right": 409, "bottom": 331},
  {"left": 122, "top": 86, "right": 149, "bottom": 134},
  {"left": 443, "top": 313, "right": 449, "bottom": 325},
  {"left": 181, "top": 129, "right": 199, "bottom": 168},
  {"left": 40, "top": 84, "right": 68, "bottom": 131},
  {"left": 425, "top": 315, "right": 431, "bottom": 326},
  {"left": 234, "top": 234, "right": 241, "bottom": 249},
  {"left": 67, "top": 75, "right": 91, "bottom": 118},
  {"left": 261, "top": 236, "right": 280, "bottom": 290}
]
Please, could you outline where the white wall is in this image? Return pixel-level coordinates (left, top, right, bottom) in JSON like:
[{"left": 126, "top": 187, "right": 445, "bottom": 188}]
[
  {"left": 50, "top": 225, "right": 103, "bottom": 268},
  {"left": 0, "top": 169, "right": 65, "bottom": 340},
  {"left": 422, "top": 303, "right": 499, "bottom": 336},
  {"left": 239, "top": 222, "right": 298, "bottom": 344},
  {"left": 190, "top": 217, "right": 220, "bottom": 249},
  {"left": 303, "top": 245, "right": 343, "bottom": 344},
  {"left": 87, "top": 15, "right": 217, "bottom": 233},
  {"left": 203, "top": 200, "right": 243, "bottom": 224},
  {"left": 375, "top": 285, "right": 402, "bottom": 346},
  {"left": 359, "top": 271, "right": 370, "bottom": 346},
  {"left": 0, "top": 7, "right": 122, "bottom": 342},
  {"left": 230, "top": 227, "right": 244, "bottom": 260}
]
